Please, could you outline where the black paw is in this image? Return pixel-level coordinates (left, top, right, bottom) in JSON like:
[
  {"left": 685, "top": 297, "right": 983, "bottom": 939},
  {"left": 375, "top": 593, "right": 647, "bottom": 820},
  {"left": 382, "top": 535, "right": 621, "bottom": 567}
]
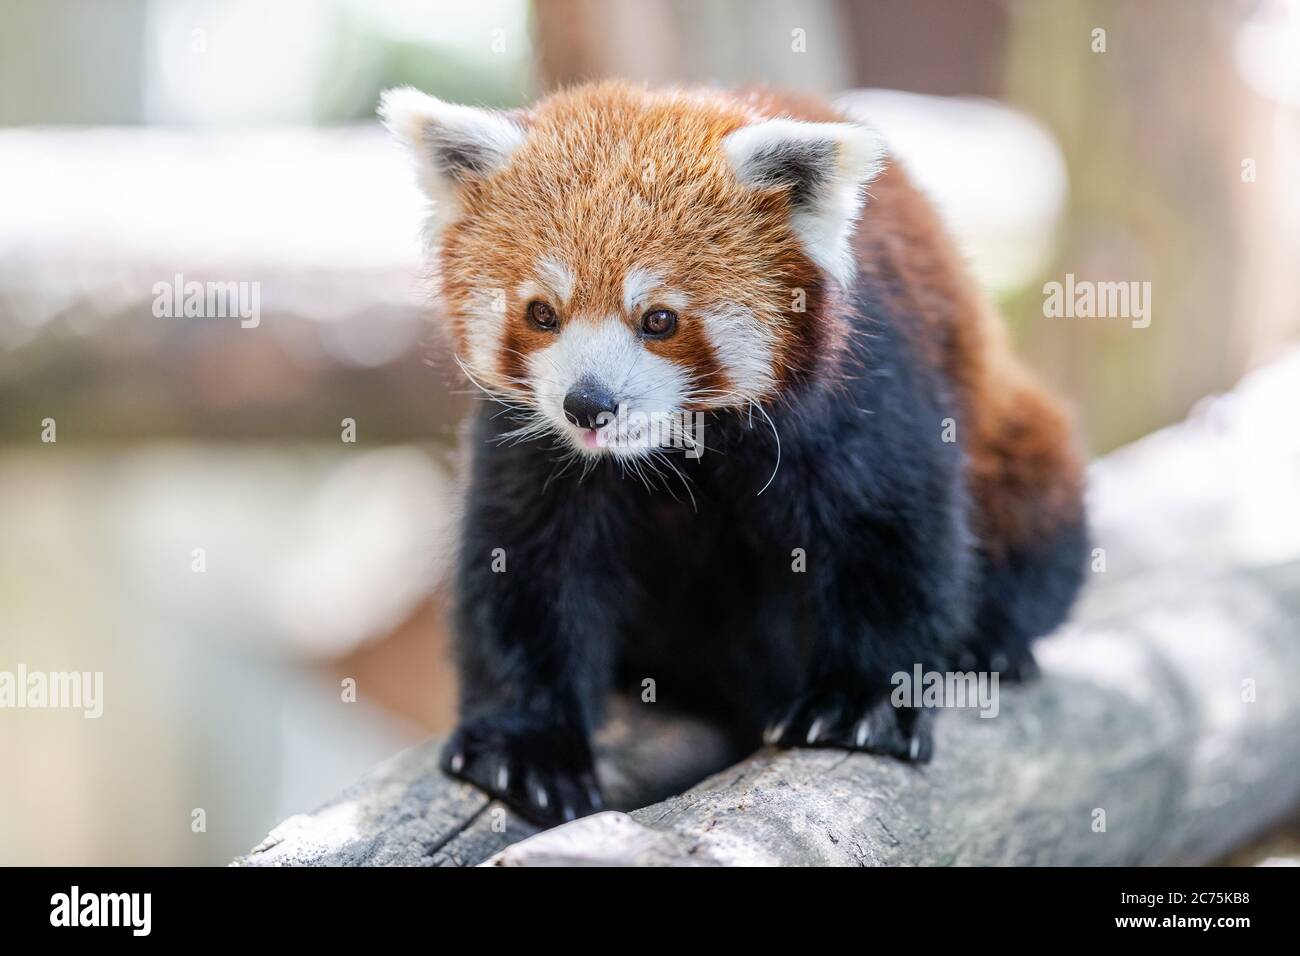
[
  {"left": 765, "top": 685, "right": 934, "bottom": 763},
  {"left": 956, "top": 644, "right": 1039, "bottom": 683},
  {"left": 441, "top": 714, "right": 604, "bottom": 827}
]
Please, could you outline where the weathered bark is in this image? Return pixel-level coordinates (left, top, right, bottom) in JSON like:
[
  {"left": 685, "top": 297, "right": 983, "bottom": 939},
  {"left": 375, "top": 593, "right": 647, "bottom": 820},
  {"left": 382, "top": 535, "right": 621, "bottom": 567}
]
[
  {"left": 490, "top": 564, "right": 1300, "bottom": 865},
  {"left": 240, "top": 352, "right": 1300, "bottom": 867},
  {"left": 236, "top": 699, "right": 736, "bottom": 866}
]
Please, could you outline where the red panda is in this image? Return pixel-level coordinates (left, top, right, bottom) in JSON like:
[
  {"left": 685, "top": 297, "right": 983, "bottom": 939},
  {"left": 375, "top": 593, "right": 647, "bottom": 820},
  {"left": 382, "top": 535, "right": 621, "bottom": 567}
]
[{"left": 381, "top": 81, "right": 1087, "bottom": 826}]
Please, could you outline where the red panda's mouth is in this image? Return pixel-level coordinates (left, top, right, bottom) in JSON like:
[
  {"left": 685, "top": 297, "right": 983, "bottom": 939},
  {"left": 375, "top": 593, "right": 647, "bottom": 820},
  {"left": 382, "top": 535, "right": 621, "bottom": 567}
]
[{"left": 562, "top": 415, "right": 648, "bottom": 457}]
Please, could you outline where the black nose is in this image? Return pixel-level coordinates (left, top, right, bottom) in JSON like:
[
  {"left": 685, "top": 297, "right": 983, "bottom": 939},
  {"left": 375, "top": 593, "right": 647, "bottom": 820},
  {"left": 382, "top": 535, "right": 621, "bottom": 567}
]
[{"left": 563, "top": 380, "right": 618, "bottom": 429}]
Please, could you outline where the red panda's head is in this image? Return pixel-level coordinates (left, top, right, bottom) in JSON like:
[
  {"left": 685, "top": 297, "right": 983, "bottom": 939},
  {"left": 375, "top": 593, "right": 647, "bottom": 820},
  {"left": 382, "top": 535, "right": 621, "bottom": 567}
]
[{"left": 381, "top": 82, "right": 883, "bottom": 457}]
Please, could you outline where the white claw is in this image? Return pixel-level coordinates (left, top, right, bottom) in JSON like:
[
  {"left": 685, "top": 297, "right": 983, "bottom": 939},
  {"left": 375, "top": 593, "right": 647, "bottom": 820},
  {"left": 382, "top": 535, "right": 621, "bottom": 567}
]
[
  {"left": 535, "top": 786, "right": 549, "bottom": 809},
  {"left": 496, "top": 765, "right": 510, "bottom": 791},
  {"left": 765, "top": 722, "right": 786, "bottom": 744},
  {"left": 909, "top": 736, "right": 922, "bottom": 760},
  {"left": 855, "top": 720, "right": 870, "bottom": 748},
  {"left": 449, "top": 752, "right": 465, "bottom": 774},
  {"left": 806, "top": 718, "right": 824, "bottom": 744},
  {"left": 563, "top": 804, "right": 575, "bottom": 822}
]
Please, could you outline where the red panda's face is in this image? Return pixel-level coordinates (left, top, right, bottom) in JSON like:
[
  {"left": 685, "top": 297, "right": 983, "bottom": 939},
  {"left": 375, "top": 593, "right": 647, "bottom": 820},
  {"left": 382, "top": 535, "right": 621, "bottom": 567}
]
[{"left": 382, "top": 83, "right": 882, "bottom": 458}]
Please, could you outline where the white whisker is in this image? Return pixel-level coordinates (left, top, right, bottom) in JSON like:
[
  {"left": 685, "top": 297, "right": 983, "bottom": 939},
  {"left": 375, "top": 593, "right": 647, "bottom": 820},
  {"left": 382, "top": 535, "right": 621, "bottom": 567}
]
[{"left": 749, "top": 399, "right": 782, "bottom": 496}]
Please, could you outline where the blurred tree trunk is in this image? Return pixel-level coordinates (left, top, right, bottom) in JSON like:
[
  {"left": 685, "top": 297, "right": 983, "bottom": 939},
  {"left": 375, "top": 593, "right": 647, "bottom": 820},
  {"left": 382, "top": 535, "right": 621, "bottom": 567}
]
[
  {"left": 1002, "top": 0, "right": 1277, "bottom": 452},
  {"left": 836, "top": 0, "right": 1009, "bottom": 96},
  {"left": 533, "top": 0, "right": 684, "bottom": 89},
  {"left": 532, "top": 0, "right": 852, "bottom": 93}
]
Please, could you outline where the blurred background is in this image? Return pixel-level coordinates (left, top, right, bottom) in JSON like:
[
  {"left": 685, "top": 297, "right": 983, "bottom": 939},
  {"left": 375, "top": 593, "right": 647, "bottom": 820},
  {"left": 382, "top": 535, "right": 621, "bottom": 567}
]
[{"left": 2, "top": 0, "right": 1298, "bottom": 865}]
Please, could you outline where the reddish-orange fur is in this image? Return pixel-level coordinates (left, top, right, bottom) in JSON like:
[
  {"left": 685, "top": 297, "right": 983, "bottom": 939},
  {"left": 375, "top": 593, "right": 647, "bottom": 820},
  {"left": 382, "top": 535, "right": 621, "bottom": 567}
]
[
  {"left": 438, "top": 83, "right": 831, "bottom": 401},
  {"left": 437, "top": 81, "right": 1084, "bottom": 553}
]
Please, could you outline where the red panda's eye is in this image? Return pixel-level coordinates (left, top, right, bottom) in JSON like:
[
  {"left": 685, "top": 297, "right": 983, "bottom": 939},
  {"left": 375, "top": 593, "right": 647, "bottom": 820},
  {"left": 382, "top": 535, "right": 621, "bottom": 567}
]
[
  {"left": 641, "top": 309, "right": 677, "bottom": 338},
  {"left": 528, "top": 300, "right": 558, "bottom": 330}
]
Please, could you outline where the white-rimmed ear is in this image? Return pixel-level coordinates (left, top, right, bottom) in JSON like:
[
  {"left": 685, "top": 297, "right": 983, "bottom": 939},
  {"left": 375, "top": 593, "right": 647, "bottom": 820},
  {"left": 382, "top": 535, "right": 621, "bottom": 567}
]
[
  {"left": 724, "top": 119, "right": 885, "bottom": 286},
  {"left": 379, "top": 86, "right": 525, "bottom": 225}
]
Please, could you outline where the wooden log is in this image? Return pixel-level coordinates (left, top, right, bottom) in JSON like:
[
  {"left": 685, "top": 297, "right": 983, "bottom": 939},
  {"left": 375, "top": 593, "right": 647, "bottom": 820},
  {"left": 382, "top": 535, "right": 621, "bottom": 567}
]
[
  {"left": 235, "top": 699, "right": 737, "bottom": 866},
  {"left": 489, "top": 563, "right": 1300, "bottom": 865},
  {"left": 240, "top": 351, "right": 1300, "bottom": 867}
]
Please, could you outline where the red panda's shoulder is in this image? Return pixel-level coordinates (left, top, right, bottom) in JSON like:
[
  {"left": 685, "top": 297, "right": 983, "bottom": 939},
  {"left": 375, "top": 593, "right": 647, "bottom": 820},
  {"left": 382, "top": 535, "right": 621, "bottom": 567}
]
[{"left": 731, "top": 83, "right": 1088, "bottom": 551}]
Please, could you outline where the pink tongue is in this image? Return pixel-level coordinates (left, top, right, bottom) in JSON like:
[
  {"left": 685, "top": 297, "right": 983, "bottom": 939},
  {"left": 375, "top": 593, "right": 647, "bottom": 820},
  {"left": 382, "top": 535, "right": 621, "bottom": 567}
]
[{"left": 581, "top": 429, "right": 601, "bottom": 449}]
